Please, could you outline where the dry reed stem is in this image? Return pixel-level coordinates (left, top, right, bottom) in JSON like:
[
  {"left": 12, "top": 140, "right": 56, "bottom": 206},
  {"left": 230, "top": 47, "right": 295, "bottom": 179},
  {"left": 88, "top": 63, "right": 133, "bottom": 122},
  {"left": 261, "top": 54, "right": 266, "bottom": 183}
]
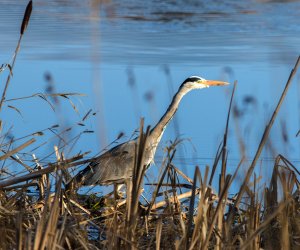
[
  {"left": 156, "top": 218, "right": 163, "bottom": 250},
  {"left": 7, "top": 154, "right": 33, "bottom": 173},
  {"left": 240, "top": 198, "right": 293, "bottom": 250},
  {"left": 126, "top": 118, "right": 150, "bottom": 248},
  {"left": 202, "top": 175, "right": 231, "bottom": 250},
  {"left": 0, "top": 138, "right": 35, "bottom": 161},
  {"left": 216, "top": 80, "right": 237, "bottom": 249},
  {"left": 170, "top": 163, "right": 194, "bottom": 184},
  {"left": 147, "top": 148, "right": 177, "bottom": 214},
  {"left": 0, "top": 1, "right": 32, "bottom": 112},
  {"left": 189, "top": 168, "right": 210, "bottom": 249},
  {"left": 151, "top": 188, "right": 200, "bottom": 210},
  {"left": 186, "top": 166, "right": 202, "bottom": 248},
  {"left": 0, "top": 153, "right": 87, "bottom": 188}
]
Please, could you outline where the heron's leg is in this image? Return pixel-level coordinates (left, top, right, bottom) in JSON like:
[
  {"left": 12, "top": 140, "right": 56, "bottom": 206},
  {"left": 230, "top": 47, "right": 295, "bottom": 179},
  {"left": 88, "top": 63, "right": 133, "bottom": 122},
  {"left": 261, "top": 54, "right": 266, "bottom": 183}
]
[
  {"left": 125, "top": 178, "right": 132, "bottom": 221},
  {"left": 113, "top": 183, "right": 119, "bottom": 200},
  {"left": 113, "top": 183, "right": 126, "bottom": 199}
]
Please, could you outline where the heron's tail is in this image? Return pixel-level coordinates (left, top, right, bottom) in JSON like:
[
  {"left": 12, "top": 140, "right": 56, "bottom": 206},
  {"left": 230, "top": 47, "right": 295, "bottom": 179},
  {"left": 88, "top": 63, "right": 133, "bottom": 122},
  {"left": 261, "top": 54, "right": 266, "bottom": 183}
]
[{"left": 65, "top": 164, "right": 94, "bottom": 192}]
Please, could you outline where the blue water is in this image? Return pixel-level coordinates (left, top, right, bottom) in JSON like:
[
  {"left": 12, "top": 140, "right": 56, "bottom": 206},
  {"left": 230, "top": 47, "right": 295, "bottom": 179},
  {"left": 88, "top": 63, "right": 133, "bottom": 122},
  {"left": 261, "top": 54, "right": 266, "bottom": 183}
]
[{"left": 0, "top": 0, "right": 300, "bottom": 192}]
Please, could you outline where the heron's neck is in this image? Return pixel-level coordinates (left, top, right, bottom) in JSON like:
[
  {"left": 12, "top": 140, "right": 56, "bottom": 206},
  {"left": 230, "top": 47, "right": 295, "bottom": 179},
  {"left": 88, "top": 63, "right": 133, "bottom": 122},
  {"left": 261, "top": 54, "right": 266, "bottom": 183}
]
[{"left": 150, "top": 86, "right": 190, "bottom": 144}]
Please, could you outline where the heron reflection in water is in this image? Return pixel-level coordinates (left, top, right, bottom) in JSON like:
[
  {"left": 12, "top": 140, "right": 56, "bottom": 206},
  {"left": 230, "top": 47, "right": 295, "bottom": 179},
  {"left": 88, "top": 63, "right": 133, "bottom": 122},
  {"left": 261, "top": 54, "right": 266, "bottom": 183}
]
[{"left": 66, "top": 76, "right": 229, "bottom": 191}]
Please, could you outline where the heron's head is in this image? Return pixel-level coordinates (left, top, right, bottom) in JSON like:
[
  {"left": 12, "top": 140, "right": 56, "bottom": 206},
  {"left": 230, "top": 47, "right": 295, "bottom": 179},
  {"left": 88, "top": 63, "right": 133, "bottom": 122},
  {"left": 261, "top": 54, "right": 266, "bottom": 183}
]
[{"left": 180, "top": 76, "right": 229, "bottom": 90}]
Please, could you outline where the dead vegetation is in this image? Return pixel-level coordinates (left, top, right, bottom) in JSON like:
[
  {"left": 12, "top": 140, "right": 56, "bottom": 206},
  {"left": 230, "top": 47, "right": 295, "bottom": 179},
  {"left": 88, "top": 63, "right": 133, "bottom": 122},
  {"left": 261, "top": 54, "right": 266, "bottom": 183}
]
[
  {"left": 0, "top": 1, "right": 300, "bottom": 249},
  {"left": 1, "top": 121, "right": 300, "bottom": 249}
]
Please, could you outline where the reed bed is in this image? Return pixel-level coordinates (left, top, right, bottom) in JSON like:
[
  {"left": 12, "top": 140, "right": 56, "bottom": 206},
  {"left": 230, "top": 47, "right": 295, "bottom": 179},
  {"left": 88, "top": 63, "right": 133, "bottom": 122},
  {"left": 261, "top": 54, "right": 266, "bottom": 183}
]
[
  {"left": 0, "top": 1, "right": 300, "bottom": 249},
  {"left": 1, "top": 118, "right": 300, "bottom": 249}
]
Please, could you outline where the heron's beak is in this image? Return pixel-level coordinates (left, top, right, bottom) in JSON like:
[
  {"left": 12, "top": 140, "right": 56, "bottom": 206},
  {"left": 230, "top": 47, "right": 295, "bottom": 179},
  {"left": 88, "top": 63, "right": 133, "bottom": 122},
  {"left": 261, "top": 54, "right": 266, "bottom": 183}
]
[{"left": 204, "top": 80, "right": 230, "bottom": 86}]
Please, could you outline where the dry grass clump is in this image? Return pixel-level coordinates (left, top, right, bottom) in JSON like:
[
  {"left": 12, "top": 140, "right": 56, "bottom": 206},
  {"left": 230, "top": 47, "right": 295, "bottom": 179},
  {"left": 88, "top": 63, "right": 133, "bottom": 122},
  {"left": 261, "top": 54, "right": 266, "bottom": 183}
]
[
  {"left": 0, "top": 1, "right": 300, "bottom": 249},
  {"left": 0, "top": 137, "right": 299, "bottom": 249}
]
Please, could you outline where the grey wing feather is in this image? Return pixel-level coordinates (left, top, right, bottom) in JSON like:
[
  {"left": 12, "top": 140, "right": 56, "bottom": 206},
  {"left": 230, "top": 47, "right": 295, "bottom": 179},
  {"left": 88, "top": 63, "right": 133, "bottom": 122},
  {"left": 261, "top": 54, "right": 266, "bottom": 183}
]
[{"left": 71, "top": 140, "right": 136, "bottom": 186}]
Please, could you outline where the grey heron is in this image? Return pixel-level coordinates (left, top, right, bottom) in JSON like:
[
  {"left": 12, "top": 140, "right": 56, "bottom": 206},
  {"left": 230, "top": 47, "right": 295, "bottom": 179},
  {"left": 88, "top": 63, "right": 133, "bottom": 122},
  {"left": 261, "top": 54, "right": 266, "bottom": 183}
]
[{"left": 66, "top": 76, "right": 229, "bottom": 190}]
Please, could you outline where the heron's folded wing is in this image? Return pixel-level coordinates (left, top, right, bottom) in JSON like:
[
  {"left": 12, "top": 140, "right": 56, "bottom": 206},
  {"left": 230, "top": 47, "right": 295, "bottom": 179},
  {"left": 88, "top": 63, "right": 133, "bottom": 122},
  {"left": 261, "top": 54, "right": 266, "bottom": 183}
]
[{"left": 75, "top": 140, "right": 136, "bottom": 186}]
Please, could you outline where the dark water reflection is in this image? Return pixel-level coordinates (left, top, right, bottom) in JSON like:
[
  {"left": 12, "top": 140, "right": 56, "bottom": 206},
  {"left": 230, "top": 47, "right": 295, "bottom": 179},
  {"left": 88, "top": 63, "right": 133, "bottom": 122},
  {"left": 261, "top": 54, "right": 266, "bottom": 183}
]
[{"left": 0, "top": 0, "right": 299, "bottom": 65}]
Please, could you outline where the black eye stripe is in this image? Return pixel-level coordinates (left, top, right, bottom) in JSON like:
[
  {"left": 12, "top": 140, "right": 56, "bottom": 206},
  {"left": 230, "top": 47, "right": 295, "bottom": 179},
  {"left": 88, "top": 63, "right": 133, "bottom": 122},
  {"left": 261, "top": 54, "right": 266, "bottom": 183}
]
[{"left": 182, "top": 77, "right": 202, "bottom": 84}]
